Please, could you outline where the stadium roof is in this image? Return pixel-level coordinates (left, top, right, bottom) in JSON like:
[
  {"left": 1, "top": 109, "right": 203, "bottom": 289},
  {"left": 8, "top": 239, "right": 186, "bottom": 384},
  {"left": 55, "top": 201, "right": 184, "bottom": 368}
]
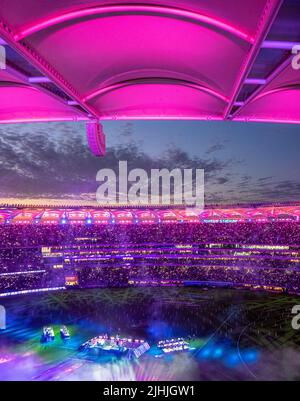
[
  {"left": 0, "top": 204, "right": 300, "bottom": 224},
  {"left": 0, "top": 198, "right": 299, "bottom": 210},
  {"left": 0, "top": 0, "right": 299, "bottom": 125}
]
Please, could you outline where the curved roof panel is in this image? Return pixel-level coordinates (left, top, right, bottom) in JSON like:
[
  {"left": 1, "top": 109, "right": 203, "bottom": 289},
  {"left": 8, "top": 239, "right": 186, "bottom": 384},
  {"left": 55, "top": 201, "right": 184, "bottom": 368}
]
[
  {"left": 0, "top": 83, "right": 86, "bottom": 123},
  {"left": 0, "top": 60, "right": 88, "bottom": 123},
  {"left": 234, "top": 58, "right": 300, "bottom": 123}
]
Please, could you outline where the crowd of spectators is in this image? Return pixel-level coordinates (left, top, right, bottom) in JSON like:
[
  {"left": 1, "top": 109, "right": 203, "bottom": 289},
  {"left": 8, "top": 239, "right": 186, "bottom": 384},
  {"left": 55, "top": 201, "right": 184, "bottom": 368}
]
[
  {"left": 0, "top": 222, "right": 299, "bottom": 296},
  {"left": 0, "top": 222, "right": 299, "bottom": 247}
]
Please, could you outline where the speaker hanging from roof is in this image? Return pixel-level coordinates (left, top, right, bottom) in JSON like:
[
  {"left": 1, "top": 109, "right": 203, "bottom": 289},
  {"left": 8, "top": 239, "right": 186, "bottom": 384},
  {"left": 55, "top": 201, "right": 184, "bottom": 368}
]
[{"left": 86, "top": 121, "right": 106, "bottom": 156}]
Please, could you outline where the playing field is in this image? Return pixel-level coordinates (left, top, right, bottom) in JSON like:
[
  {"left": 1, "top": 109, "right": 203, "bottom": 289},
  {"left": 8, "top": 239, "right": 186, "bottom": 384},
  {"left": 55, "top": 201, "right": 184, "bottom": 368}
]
[{"left": 1, "top": 287, "right": 300, "bottom": 381}]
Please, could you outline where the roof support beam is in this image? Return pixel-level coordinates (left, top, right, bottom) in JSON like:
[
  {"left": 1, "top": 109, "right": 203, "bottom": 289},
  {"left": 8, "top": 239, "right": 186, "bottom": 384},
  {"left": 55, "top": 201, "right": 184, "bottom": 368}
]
[
  {"left": 28, "top": 76, "right": 51, "bottom": 83},
  {"left": 244, "top": 78, "right": 266, "bottom": 85},
  {"left": 67, "top": 100, "right": 79, "bottom": 106},
  {"left": 233, "top": 101, "right": 245, "bottom": 107},
  {"left": 261, "top": 40, "right": 300, "bottom": 50}
]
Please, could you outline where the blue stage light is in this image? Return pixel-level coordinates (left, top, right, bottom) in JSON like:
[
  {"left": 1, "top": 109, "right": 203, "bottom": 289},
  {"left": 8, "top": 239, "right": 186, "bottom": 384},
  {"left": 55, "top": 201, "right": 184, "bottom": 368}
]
[
  {"left": 243, "top": 349, "right": 258, "bottom": 363},
  {"left": 213, "top": 347, "right": 223, "bottom": 358}
]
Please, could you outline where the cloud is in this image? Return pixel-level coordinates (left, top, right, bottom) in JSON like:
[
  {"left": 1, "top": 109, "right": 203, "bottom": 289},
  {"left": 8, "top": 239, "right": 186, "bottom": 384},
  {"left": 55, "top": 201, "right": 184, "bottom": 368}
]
[
  {"left": 216, "top": 177, "right": 229, "bottom": 185},
  {"left": 205, "top": 139, "right": 227, "bottom": 155},
  {"left": 0, "top": 123, "right": 237, "bottom": 202},
  {"left": 0, "top": 122, "right": 299, "bottom": 204}
]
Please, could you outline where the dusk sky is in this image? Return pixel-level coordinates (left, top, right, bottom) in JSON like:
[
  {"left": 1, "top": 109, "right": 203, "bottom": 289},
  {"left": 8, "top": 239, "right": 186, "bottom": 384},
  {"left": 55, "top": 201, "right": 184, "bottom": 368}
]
[{"left": 0, "top": 120, "right": 299, "bottom": 205}]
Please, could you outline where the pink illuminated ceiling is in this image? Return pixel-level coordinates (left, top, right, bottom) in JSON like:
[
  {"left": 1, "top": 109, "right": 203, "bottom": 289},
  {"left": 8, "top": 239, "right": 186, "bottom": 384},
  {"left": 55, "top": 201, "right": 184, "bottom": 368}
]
[
  {"left": 0, "top": 1, "right": 299, "bottom": 123},
  {"left": 0, "top": 70, "right": 86, "bottom": 123}
]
